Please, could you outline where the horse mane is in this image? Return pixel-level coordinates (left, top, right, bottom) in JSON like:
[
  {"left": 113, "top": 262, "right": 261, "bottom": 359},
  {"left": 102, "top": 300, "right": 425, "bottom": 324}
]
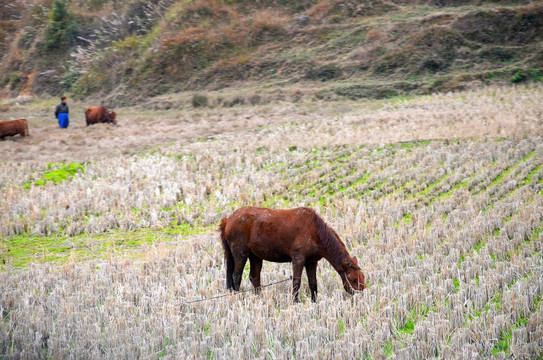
[{"left": 309, "top": 209, "right": 354, "bottom": 268}]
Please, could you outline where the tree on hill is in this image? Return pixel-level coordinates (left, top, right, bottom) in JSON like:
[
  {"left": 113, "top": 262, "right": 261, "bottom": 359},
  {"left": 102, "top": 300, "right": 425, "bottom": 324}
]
[{"left": 45, "top": 0, "right": 77, "bottom": 51}]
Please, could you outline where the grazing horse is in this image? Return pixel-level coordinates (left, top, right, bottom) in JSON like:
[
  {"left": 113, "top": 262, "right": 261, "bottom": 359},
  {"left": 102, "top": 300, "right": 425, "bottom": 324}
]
[
  {"left": 0, "top": 119, "right": 29, "bottom": 138},
  {"left": 219, "top": 206, "right": 366, "bottom": 302},
  {"left": 84, "top": 106, "right": 117, "bottom": 126}
]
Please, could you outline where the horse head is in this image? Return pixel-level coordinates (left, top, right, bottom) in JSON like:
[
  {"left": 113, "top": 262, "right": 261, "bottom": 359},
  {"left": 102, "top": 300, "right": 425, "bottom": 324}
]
[
  {"left": 342, "top": 256, "right": 366, "bottom": 294},
  {"left": 108, "top": 111, "right": 117, "bottom": 124}
]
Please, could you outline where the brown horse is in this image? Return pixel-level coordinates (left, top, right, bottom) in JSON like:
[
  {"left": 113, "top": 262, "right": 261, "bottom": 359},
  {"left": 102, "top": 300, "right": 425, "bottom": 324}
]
[
  {"left": 219, "top": 206, "right": 366, "bottom": 302},
  {"left": 0, "top": 119, "right": 29, "bottom": 139}
]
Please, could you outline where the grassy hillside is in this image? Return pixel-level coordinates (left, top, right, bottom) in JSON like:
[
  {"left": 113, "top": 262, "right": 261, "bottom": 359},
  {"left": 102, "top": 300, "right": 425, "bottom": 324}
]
[{"left": 1, "top": 0, "right": 542, "bottom": 105}]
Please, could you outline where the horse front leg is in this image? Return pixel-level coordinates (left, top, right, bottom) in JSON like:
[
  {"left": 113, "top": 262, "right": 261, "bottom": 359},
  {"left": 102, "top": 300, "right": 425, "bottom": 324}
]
[
  {"left": 249, "top": 254, "right": 263, "bottom": 294},
  {"left": 305, "top": 262, "right": 318, "bottom": 302},
  {"left": 292, "top": 259, "right": 305, "bottom": 302}
]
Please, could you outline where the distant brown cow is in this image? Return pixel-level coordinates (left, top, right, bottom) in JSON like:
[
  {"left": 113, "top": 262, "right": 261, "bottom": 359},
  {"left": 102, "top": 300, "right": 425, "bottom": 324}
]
[
  {"left": 0, "top": 119, "right": 29, "bottom": 139},
  {"left": 84, "top": 106, "right": 117, "bottom": 126}
]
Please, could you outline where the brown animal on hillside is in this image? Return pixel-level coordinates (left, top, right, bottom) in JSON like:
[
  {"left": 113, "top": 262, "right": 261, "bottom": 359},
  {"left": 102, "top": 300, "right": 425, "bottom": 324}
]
[
  {"left": 219, "top": 206, "right": 366, "bottom": 302},
  {"left": 84, "top": 106, "right": 117, "bottom": 126},
  {"left": 0, "top": 119, "right": 29, "bottom": 139}
]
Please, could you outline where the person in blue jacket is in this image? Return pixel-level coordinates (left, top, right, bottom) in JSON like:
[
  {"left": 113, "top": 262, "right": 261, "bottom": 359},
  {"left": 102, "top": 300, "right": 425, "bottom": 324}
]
[{"left": 55, "top": 96, "right": 69, "bottom": 128}]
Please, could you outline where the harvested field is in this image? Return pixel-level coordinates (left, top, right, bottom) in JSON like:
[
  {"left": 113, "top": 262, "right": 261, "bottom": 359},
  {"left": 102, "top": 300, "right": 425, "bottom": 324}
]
[{"left": 1, "top": 84, "right": 542, "bottom": 359}]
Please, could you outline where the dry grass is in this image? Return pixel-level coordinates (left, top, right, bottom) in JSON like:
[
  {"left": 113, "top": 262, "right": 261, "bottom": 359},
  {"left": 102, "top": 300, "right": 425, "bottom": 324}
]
[
  {"left": 1, "top": 83, "right": 543, "bottom": 358},
  {"left": 1, "top": 83, "right": 542, "bottom": 163}
]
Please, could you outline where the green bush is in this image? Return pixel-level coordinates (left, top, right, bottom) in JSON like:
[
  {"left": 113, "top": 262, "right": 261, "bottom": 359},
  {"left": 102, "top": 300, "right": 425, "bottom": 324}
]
[
  {"left": 510, "top": 69, "right": 542, "bottom": 84},
  {"left": 192, "top": 93, "right": 209, "bottom": 108},
  {"left": 511, "top": 70, "right": 527, "bottom": 83},
  {"left": 7, "top": 72, "right": 22, "bottom": 89},
  {"left": 305, "top": 64, "right": 342, "bottom": 82},
  {"left": 60, "top": 67, "right": 80, "bottom": 91},
  {"left": 85, "top": 0, "right": 109, "bottom": 11},
  {"left": 71, "top": 71, "right": 105, "bottom": 99},
  {"left": 528, "top": 69, "right": 542, "bottom": 81}
]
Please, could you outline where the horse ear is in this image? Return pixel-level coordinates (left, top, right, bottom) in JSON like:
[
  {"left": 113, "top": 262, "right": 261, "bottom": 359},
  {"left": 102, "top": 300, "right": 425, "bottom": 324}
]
[{"left": 353, "top": 256, "right": 358, "bottom": 265}]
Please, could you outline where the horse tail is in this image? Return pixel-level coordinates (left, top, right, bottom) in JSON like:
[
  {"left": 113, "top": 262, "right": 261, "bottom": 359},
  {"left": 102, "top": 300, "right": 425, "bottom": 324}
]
[
  {"left": 84, "top": 108, "right": 91, "bottom": 126},
  {"left": 219, "top": 217, "right": 234, "bottom": 290}
]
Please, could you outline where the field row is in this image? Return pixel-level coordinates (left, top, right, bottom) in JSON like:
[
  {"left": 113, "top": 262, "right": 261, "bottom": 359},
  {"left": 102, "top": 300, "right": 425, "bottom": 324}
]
[
  {"left": 1, "top": 137, "right": 541, "bottom": 239},
  {"left": 1, "top": 135, "right": 542, "bottom": 358}
]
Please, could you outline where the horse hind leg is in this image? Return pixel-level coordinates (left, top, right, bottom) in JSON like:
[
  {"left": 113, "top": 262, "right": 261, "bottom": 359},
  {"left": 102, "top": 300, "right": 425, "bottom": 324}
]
[
  {"left": 232, "top": 254, "right": 248, "bottom": 291},
  {"left": 224, "top": 244, "right": 235, "bottom": 290},
  {"left": 220, "top": 224, "right": 235, "bottom": 290},
  {"left": 224, "top": 224, "right": 250, "bottom": 291},
  {"left": 249, "top": 254, "right": 263, "bottom": 294}
]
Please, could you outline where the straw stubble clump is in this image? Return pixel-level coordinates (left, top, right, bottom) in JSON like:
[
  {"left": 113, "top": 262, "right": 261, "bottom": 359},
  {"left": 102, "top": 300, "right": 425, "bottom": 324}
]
[{"left": 1, "top": 84, "right": 543, "bottom": 358}]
